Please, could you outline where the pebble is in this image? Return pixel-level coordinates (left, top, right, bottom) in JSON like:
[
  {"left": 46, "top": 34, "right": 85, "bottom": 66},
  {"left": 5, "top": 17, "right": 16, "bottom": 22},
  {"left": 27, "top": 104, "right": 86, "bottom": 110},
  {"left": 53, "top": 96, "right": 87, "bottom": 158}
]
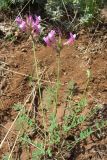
[
  {"left": 63, "top": 72, "right": 67, "bottom": 76},
  {"left": 21, "top": 48, "right": 27, "bottom": 52},
  {"left": 104, "top": 35, "right": 107, "bottom": 40}
]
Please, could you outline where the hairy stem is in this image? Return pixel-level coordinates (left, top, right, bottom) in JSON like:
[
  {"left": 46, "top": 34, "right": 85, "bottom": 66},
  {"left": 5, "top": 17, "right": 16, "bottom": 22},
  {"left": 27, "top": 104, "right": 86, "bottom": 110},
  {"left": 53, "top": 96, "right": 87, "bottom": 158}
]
[
  {"left": 54, "top": 54, "right": 60, "bottom": 116},
  {"left": 31, "top": 35, "right": 47, "bottom": 154}
]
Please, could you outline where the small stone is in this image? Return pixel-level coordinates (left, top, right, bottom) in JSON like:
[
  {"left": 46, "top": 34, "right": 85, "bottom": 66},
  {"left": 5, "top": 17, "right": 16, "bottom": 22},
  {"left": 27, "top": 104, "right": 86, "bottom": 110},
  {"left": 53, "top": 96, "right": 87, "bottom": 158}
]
[
  {"left": 64, "top": 72, "right": 67, "bottom": 76},
  {"left": 104, "top": 35, "right": 107, "bottom": 40},
  {"left": 21, "top": 48, "right": 27, "bottom": 52}
]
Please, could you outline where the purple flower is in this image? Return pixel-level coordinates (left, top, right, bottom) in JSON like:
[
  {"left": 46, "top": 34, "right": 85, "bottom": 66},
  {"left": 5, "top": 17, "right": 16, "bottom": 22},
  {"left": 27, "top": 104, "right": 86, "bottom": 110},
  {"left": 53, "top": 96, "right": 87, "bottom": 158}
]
[
  {"left": 26, "top": 15, "right": 41, "bottom": 34},
  {"left": 35, "top": 16, "right": 41, "bottom": 25},
  {"left": 48, "top": 30, "right": 56, "bottom": 41},
  {"left": 32, "top": 22, "right": 41, "bottom": 34},
  {"left": 43, "top": 30, "right": 56, "bottom": 46},
  {"left": 43, "top": 36, "right": 51, "bottom": 46},
  {"left": 63, "top": 33, "right": 76, "bottom": 45},
  {"left": 15, "top": 15, "right": 41, "bottom": 34},
  {"left": 15, "top": 17, "right": 22, "bottom": 24},
  {"left": 15, "top": 17, "right": 26, "bottom": 31},
  {"left": 19, "top": 21, "right": 26, "bottom": 31},
  {"left": 43, "top": 31, "right": 76, "bottom": 55}
]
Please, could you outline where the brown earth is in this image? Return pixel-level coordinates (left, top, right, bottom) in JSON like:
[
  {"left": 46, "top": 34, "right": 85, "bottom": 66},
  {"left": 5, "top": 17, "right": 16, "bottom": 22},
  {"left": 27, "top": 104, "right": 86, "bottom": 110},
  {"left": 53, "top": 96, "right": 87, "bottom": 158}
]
[{"left": 0, "top": 22, "right": 107, "bottom": 159}]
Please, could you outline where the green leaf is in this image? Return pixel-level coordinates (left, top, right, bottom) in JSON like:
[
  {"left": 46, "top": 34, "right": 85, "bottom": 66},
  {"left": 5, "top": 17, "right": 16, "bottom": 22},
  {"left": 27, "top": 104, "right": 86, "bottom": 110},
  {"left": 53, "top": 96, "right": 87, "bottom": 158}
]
[
  {"left": 76, "top": 97, "right": 87, "bottom": 112},
  {"left": 71, "top": 115, "right": 86, "bottom": 128},
  {"left": 79, "top": 127, "right": 93, "bottom": 140},
  {"left": 32, "top": 143, "right": 45, "bottom": 159},
  {"left": 46, "top": 148, "right": 52, "bottom": 157},
  {"left": 20, "top": 134, "right": 31, "bottom": 145}
]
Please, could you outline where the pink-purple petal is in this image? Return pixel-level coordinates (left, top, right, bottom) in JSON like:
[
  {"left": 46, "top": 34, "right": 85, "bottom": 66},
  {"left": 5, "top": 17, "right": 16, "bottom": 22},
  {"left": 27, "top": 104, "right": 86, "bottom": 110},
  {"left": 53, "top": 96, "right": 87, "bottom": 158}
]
[
  {"left": 48, "top": 30, "right": 56, "bottom": 42},
  {"left": 15, "top": 17, "right": 22, "bottom": 25},
  {"left": 32, "top": 22, "right": 41, "bottom": 33},
  {"left": 35, "top": 15, "right": 41, "bottom": 25},
  {"left": 43, "top": 36, "right": 51, "bottom": 46},
  {"left": 35, "top": 24, "right": 41, "bottom": 34},
  {"left": 19, "top": 21, "right": 26, "bottom": 31},
  {"left": 64, "top": 33, "right": 76, "bottom": 45}
]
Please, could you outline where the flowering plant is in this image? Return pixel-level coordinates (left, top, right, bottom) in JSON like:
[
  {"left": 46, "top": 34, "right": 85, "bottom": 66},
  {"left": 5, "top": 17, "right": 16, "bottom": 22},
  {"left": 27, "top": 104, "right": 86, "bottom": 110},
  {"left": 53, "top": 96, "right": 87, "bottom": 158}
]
[
  {"left": 43, "top": 29, "right": 76, "bottom": 116},
  {"left": 15, "top": 15, "right": 41, "bottom": 36}
]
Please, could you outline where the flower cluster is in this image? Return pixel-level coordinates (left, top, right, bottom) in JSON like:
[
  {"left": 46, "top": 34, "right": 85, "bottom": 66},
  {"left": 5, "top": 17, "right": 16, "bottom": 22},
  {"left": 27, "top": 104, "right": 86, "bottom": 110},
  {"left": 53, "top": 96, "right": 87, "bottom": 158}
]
[
  {"left": 43, "top": 30, "right": 76, "bottom": 53},
  {"left": 15, "top": 15, "right": 41, "bottom": 35}
]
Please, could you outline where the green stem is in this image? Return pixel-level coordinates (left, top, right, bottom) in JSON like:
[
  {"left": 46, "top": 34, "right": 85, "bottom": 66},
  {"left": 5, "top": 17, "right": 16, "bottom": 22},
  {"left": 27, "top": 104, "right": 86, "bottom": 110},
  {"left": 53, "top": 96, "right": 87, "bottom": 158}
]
[
  {"left": 31, "top": 34, "right": 46, "bottom": 150},
  {"left": 57, "top": 55, "right": 60, "bottom": 84},
  {"left": 31, "top": 34, "right": 42, "bottom": 107},
  {"left": 31, "top": 35, "right": 39, "bottom": 80},
  {"left": 54, "top": 54, "right": 60, "bottom": 116},
  {"left": 83, "top": 77, "right": 90, "bottom": 96}
]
